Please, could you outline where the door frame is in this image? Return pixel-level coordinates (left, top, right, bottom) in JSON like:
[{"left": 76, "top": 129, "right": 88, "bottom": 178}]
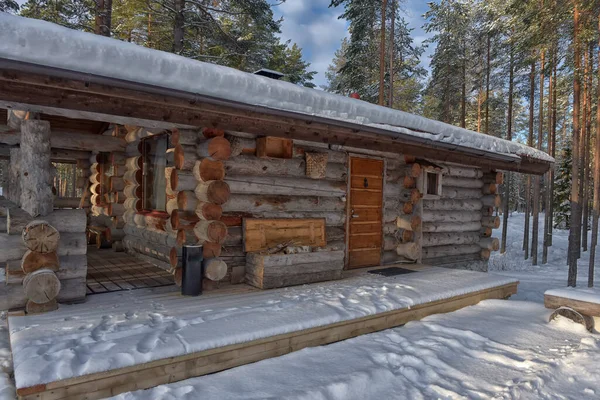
[{"left": 344, "top": 154, "right": 386, "bottom": 270}]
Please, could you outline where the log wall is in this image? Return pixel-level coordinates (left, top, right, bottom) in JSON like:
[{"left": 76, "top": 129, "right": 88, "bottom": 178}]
[{"left": 421, "top": 163, "right": 501, "bottom": 271}]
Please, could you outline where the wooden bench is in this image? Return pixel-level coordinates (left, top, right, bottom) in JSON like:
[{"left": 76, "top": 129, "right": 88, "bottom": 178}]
[{"left": 544, "top": 288, "right": 600, "bottom": 332}]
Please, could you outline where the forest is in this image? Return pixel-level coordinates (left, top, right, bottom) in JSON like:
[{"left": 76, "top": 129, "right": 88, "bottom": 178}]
[{"left": 0, "top": 0, "right": 598, "bottom": 286}]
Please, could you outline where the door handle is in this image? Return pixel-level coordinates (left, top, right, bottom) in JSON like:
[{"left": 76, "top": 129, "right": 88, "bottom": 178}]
[{"left": 352, "top": 214, "right": 359, "bottom": 218}]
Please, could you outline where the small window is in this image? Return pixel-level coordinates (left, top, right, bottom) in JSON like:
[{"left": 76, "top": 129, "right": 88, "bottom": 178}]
[
  {"left": 423, "top": 170, "right": 442, "bottom": 199},
  {"left": 141, "top": 133, "right": 171, "bottom": 212}
]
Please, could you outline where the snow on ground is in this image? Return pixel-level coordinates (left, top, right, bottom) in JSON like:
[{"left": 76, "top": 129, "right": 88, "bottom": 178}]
[
  {"left": 0, "top": 313, "right": 15, "bottom": 400},
  {"left": 9, "top": 268, "right": 515, "bottom": 389},
  {"left": 110, "top": 214, "right": 600, "bottom": 400},
  {"left": 490, "top": 212, "right": 595, "bottom": 302}
]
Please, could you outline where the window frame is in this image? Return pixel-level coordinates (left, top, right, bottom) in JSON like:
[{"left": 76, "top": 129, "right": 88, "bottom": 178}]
[
  {"left": 140, "top": 133, "right": 172, "bottom": 216},
  {"left": 421, "top": 168, "right": 443, "bottom": 200}
]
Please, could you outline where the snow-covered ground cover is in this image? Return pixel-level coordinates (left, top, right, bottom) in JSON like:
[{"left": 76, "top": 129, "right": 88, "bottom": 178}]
[
  {"left": 0, "top": 313, "right": 15, "bottom": 400},
  {"left": 9, "top": 268, "right": 515, "bottom": 389},
  {"left": 110, "top": 213, "right": 600, "bottom": 400}
]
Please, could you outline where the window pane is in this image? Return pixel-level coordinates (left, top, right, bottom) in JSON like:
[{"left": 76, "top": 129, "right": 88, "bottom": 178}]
[
  {"left": 142, "top": 134, "right": 170, "bottom": 211},
  {"left": 427, "top": 172, "right": 438, "bottom": 195}
]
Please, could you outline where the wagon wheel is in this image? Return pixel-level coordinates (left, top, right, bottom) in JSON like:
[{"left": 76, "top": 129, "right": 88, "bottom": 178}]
[{"left": 549, "top": 306, "right": 595, "bottom": 332}]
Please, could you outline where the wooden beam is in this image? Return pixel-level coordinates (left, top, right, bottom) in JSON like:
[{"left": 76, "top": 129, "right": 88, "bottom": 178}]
[
  {"left": 0, "top": 68, "right": 551, "bottom": 175},
  {"left": 15, "top": 282, "right": 518, "bottom": 400},
  {"left": 0, "top": 128, "right": 125, "bottom": 152}
]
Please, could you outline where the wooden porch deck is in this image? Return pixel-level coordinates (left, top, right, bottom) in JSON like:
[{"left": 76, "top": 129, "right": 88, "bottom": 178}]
[{"left": 10, "top": 267, "right": 518, "bottom": 400}]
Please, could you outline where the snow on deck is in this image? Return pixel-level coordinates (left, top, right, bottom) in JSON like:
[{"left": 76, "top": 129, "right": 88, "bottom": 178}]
[
  {"left": 545, "top": 287, "right": 600, "bottom": 304},
  {"left": 9, "top": 267, "right": 516, "bottom": 389},
  {"left": 0, "top": 14, "right": 552, "bottom": 164}
]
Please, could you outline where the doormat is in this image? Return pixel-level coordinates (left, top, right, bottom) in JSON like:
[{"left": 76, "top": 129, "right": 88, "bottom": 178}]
[{"left": 368, "top": 267, "right": 416, "bottom": 277}]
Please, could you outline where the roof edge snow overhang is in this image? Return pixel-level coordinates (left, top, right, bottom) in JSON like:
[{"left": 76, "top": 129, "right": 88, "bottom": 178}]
[{"left": 0, "top": 58, "right": 552, "bottom": 175}]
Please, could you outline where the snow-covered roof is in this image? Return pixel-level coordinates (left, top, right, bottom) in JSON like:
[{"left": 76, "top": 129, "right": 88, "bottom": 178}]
[{"left": 0, "top": 13, "right": 553, "bottom": 167}]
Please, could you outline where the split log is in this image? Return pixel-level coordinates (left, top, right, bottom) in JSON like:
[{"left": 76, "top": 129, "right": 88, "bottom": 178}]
[
  {"left": 223, "top": 155, "right": 346, "bottom": 181},
  {"left": 124, "top": 185, "right": 142, "bottom": 199},
  {"left": 193, "top": 220, "right": 228, "bottom": 243},
  {"left": 197, "top": 137, "right": 231, "bottom": 160},
  {"left": 422, "top": 210, "right": 482, "bottom": 223},
  {"left": 171, "top": 129, "right": 199, "bottom": 147},
  {"left": 203, "top": 258, "right": 228, "bottom": 281},
  {"left": 423, "top": 244, "right": 482, "bottom": 259},
  {"left": 423, "top": 199, "right": 483, "bottom": 211},
  {"left": 478, "top": 237, "right": 500, "bottom": 251},
  {"left": 422, "top": 232, "right": 481, "bottom": 247},
  {"left": 396, "top": 242, "right": 419, "bottom": 261},
  {"left": 194, "top": 181, "right": 231, "bottom": 205},
  {"left": 123, "top": 169, "right": 142, "bottom": 185},
  {"left": 440, "top": 187, "right": 483, "bottom": 199},
  {"left": 26, "top": 299, "right": 58, "bottom": 314},
  {"left": 202, "top": 242, "right": 222, "bottom": 258},
  {"left": 445, "top": 165, "right": 483, "bottom": 179},
  {"left": 23, "top": 268, "right": 61, "bottom": 304},
  {"left": 482, "top": 183, "right": 498, "bottom": 195},
  {"left": 174, "top": 144, "right": 197, "bottom": 170},
  {"left": 422, "top": 221, "right": 482, "bottom": 233},
  {"left": 222, "top": 194, "right": 345, "bottom": 213},
  {"left": 482, "top": 195, "right": 501, "bottom": 208},
  {"left": 226, "top": 175, "right": 345, "bottom": 197},
  {"left": 177, "top": 191, "right": 197, "bottom": 212},
  {"left": 395, "top": 215, "right": 421, "bottom": 231},
  {"left": 170, "top": 170, "right": 198, "bottom": 192},
  {"left": 21, "top": 250, "right": 60, "bottom": 273},
  {"left": 481, "top": 216, "right": 501, "bottom": 229},
  {"left": 20, "top": 120, "right": 53, "bottom": 216},
  {"left": 193, "top": 159, "right": 226, "bottom": 182},
  {"left": 196, "top": 202, "right": 223, "bottom": 221},
  {"left": 170, "top": 210, "right": 199, "bottom": 231},
  {"left": 22, "top": 221, "right": 60, "bottom": 253}
]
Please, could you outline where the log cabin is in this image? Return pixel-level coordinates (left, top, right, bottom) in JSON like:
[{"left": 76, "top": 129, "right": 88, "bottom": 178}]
[{"left": 0, "top": 14, "right": 553, "bottom": 311}]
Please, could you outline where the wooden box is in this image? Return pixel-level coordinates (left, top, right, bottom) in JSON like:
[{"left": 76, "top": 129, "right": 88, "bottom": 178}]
[
  {"left": 246, "top": 250, "right": 345, "bottom": 289},
  {"left": 243, "top": 218, "right": 326, "bottom": 252}
]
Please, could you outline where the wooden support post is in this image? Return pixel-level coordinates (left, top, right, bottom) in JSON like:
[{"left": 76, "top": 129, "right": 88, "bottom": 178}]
[{"left": 20, "top": 120, "right": 53, "bottom": 216}]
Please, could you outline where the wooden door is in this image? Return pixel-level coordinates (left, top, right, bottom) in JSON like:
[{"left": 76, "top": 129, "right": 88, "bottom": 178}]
[{"left": 347, "top": 157, "right": 383, "bottom": 269}]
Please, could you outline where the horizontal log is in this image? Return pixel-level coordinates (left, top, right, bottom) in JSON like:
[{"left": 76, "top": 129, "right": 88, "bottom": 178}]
[
  {"left": 177, "top": 191, "right": 197, "bottom": 212},
  {"left": 174, "top": 144, "right": 197, "bottom": 170},
  {"left": 396, "top": 215, "right": 421, "bottom": 231},
  {"left": 0, "top": 130, "right": 126, "bottom": 152},
  {"left": 422, "top": 210, "right": 482, "bottom": 223},
  {"left": 421, "top": 221, "right": 482, "bottom": 233},
  {"left": 423, "top": 244, "right": 482, "bottom": 259},
  {"left": 5, "top": 254, "right": 87, "bottom": 284},
  {"left": 479, "top": 237, "right": 500, "bottom": 251},
  {"left": 440, "top": 187, "right": 482, "bottom": 199},
  {"left": 194, "top": 180, "right": 231, "bottom": 205},
  {"left": 483, "top": 171, "right": 503, "bottom": 184},
  {"left": 226, "top": 175, "right": 346, "bottom": 197},
  {"left": 193, "top": 159, "right": 225, "bottom": 182},
  {"left": 224, "top": 155, "right": 346, "bottom": 181},
  {"left": 442, "top": 177, "right": 483, "bottom": 189},
  {"left": 170, "top": 210, "right": 199, "bottom": 231},
  {"left": 422, "top": 252, "right": 482, "bottom": 266},
  {"left": 194, "top": 220, "right": 228, "bottom": 244},
  {"left": 221, "top": 211, "right": 346, "bottom": 227},
  {"left": 53, "top": 197, "right": 82, "bottom": 208},
  {"left": 444, "top": 165, "right": 483, "bottom": 179},
  {"left": 109, "top": 176, "right": 125, "bottom": 192},
  {"left": 8, "top": 207, "right": 86, "bottom": 234},
  {"left": 422, "top": 198, "right": 482, "bottom": 211},
  {"left": 124, "top": 238, "right": 173, "bottom": 271},
  {"left": 123, "top": 169, "right": 142, "bottom": 185},
  {"left": 422, "top": 232, "right": 481, "bottom": 247},
  {"left": 123, "top": 225, "right": 177, "bottom": 247},
  {"left": 384, "top": 185, "right": 422, "bottom": 202},
  {"left": 482, "top": 195, "right": 501, "bottom": 208},
  {"left": 482, "top": 183, "right": 498, "bottom": 195},
  {"left": 481, "top": 216, "right": 501, "bottom": 229},
  {"left": 226, "top": 134, "right": 256, "bottom": 156},
  {"left": 171, "top": 128, "right": 200, "bottom": 146},
  {"left": 0, "top": 277, "right": 86, "bottom": 311},
  {"left": 222, "top": 194, "right": 345, "bottom": 213},
  {"left": 170, "top": 169, "right": 197, "bottom": 192}
]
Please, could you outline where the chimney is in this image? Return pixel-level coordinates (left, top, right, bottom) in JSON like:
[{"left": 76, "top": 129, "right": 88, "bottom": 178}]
[{"left": 254, "top": 68, "right": 285, "bottom": 80}]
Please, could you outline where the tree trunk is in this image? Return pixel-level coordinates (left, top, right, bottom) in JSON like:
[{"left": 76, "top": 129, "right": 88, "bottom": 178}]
[
  {"left": 388, "top": 0, "right": 395, "bottom": 108},
  {"left": 173, "top": 0, "right": 185, "bottom": 53},
  {"left": 484, "top": 33, "right": 491, "bottom": 135},
  {"left": 568, "top": 6, "right": 582, "bottom": 287},
  {"left": 524, "top": 61, "right": 536, "bottom": 259},
  {"left": 582, "top": 43, "right": 594, "bottom": 252},
  {"left": 379, "top": 0, "right": 387, "bottom": 105},
  {"left": 502, "top": 44, "right": 514, "bottom": 254},
  {"left": 532, "top": 51, "right": 545, "bottom": 265},
  {"left": 590, "top": 16, "right": 600, "bottom": 288},
  {"left": 20, "top": 120, "right": 53, "bottom": 217}
]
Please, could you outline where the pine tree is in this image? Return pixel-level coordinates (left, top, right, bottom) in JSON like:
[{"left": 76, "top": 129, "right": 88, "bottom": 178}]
[
  {"left": 0, "top": 0, "right": 18, "bottom": 13},
  {"left": 554, "top": 144, "right": 573, "bottom": 229},
  {"left": 20, "top": 0, "right": 95, "bottom": 31}
]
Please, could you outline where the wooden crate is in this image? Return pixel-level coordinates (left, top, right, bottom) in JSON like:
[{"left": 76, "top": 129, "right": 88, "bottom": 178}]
[
  {"left": 246, "top": 251, "right": 344, "bottom": 289},
  {"left": 256, "top": 137, "right": 293, "bottom": 158},
  {"left": 243, "top": 218, "right": 326, "bottom": 252}
]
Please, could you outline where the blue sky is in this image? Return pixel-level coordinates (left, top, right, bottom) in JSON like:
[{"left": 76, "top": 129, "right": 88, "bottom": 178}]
[{"left": 272, "top": 0, "right": 436, "bottom": 88}]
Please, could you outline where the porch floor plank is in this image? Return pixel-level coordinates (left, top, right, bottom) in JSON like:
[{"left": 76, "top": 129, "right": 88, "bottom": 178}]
[{"left": 9, "top": 268, "right": 518, "bottom": 400}]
